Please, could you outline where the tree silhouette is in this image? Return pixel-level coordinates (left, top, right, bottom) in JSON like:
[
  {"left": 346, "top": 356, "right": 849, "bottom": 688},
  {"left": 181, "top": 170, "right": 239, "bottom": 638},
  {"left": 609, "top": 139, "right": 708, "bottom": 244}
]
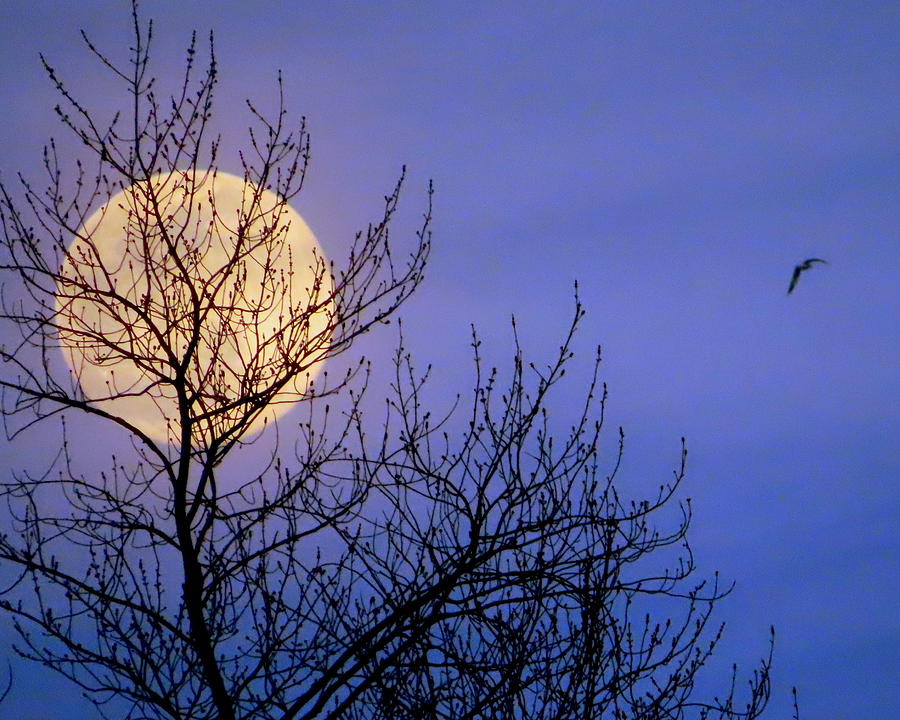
[{"left": 0, "top": 4, "right": 783, "bottom": 719}]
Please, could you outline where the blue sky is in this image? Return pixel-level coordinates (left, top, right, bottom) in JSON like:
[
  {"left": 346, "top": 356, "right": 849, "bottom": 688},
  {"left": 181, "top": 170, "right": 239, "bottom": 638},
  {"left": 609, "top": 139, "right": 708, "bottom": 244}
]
[{"left": 0, "top": 1, "right": 897, "bottom": 717}]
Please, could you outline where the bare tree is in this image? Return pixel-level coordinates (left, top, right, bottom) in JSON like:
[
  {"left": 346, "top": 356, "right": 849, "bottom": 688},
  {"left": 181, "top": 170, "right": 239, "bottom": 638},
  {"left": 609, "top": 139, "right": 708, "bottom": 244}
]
[{"left": 0, "top": 4, "right": 782, "bottom": 719}]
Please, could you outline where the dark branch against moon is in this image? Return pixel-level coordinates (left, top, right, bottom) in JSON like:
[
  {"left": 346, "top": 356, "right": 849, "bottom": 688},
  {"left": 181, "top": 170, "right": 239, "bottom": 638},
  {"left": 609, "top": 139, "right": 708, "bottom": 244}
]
[{"left": 788, "top": 257, "right": 828, "bottom": 294}]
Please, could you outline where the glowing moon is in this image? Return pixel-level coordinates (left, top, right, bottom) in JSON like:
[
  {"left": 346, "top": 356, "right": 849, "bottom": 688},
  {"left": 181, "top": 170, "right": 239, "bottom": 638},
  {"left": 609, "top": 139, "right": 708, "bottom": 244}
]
[{"left": 54, "top": 170, "right": 333, "bottom": 445}]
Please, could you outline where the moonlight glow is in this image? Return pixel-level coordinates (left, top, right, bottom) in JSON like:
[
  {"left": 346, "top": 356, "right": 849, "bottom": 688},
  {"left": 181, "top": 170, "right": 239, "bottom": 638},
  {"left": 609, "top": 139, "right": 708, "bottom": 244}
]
[{"left": 54, "top": 170, "right": 333, "bottom": 444}]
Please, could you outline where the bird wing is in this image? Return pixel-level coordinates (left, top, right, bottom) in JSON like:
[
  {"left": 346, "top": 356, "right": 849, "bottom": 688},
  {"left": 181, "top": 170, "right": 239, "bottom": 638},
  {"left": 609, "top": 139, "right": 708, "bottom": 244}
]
[
  {"left": 804, "top": 258, "right": 828, "bottom": 266},
  {"left": 788, "top": 266, "right": 802, "bottom": 294}
]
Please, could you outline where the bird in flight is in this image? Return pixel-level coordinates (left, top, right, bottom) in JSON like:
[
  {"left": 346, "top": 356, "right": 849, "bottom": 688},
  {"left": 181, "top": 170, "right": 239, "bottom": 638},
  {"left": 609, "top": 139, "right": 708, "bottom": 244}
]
[{"left": 787, "top": 258, "right": 828, "bottom": 294}]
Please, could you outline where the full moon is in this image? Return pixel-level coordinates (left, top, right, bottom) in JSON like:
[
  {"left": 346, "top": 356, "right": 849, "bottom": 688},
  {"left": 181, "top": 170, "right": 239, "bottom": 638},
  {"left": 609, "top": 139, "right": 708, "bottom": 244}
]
[{"left": 54, "top": 169, "right": 333, "bottom": 445}]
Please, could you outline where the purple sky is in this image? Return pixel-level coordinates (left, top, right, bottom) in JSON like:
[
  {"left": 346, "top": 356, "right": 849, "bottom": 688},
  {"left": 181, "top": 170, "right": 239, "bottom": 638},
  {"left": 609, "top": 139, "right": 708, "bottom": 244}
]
[{"left": 1, "top": 1, "right": 897, "bottom": 717}]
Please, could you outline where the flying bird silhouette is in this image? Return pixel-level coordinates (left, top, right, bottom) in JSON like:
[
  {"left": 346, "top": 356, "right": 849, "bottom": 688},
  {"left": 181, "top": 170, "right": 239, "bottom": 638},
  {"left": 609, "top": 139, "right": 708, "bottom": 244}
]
[{"left": 787, "top": 258, "right": 828, "bottom": 294}]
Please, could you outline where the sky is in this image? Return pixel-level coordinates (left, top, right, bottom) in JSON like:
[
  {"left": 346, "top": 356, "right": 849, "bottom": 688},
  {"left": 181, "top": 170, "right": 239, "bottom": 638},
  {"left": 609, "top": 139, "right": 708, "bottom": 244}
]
[{"left": 0, "top": 1, "right": 897, "bottom": 717}]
